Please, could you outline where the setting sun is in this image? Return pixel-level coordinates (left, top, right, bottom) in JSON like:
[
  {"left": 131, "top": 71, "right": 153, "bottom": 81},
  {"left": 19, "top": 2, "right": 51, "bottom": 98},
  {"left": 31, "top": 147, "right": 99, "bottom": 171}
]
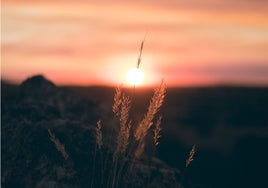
[{"left": 126, "top": 68, "right": 144, "bottom": 86}]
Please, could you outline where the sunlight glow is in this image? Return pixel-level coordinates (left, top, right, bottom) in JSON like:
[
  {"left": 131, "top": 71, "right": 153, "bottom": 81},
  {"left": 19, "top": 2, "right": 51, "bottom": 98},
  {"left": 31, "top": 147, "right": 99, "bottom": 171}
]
[{"left": 126, "top": 68, "right": 144, "bottom": 86}]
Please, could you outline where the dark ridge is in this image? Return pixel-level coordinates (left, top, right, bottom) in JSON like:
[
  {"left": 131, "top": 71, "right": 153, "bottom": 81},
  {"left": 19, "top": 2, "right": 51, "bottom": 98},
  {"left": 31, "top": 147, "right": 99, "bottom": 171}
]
[
  {"left": 21, "top": 74, "right": 55, "bottom": 88},
  {"left": 20, "top": 75, "right": 57, "bottom": 97}
]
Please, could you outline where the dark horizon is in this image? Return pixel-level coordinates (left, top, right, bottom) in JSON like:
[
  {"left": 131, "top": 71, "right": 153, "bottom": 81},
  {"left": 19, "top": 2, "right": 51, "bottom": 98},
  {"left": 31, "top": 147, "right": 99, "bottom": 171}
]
[
  {"left": 2, "top": 72, "right": 268, "bottom": 188},
  {"left": 2, "top": 75, "right": 268, "bottom": 89}
]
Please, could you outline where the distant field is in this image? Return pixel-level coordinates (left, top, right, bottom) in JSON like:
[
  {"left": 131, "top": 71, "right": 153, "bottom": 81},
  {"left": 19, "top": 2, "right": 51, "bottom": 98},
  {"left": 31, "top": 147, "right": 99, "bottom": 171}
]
[
  {"left": 2, "top": 81, "right": 268, "bottom": 188},
  {"left": 64, "top": 85, "right": 268, "bottom": 188}
]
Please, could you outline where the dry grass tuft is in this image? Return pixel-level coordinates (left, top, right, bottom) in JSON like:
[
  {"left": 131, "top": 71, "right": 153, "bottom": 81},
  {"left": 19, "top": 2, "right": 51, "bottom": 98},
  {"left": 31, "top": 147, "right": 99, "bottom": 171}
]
[
  {"left": 186, "top": 144, "right": 196, "bottom": 167},
  {"left": 134, "top": 139, "right": 146, "bottom": 159},
  {"left": 133, "top": 81, "right": 166, "bottom": 158},
  {"left": 153, "top": 115, "right": 162, "bottom": 146},
  {"left": 112, "top": 87, "right": 122, "bottom": 117},
  {"left": 45, "top": 38, "right": 200, "bottom": 188},
  {"left": 96, "top": 120, "right": 103, "bottom": 149},
  {"left": 113, "top": 94, "right": 131, "bottom": 161},
  {"left": 48, "top": 129, "right": 69, "bottom": 160},
  {"left": 134, "top": 80, "right": 166, "bottom": 142}
]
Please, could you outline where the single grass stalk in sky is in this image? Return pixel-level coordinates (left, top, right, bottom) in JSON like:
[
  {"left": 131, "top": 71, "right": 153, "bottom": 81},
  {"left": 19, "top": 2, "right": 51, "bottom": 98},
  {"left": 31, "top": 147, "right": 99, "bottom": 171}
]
[
  {"left": 137, "top": 39, "right": 144, "bottom": 69},
  {"left": 130, "top": 35, "right": 146, "bottom": 95},
  {"left": 137, "top": 33, "right": 147, "bottom": 69}
]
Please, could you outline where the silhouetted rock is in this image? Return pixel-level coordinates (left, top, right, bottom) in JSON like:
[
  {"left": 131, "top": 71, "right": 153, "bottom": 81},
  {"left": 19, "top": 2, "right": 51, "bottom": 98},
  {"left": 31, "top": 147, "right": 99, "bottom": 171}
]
[
  {"left": 21, "top": 74, "right": 55, "bottom": 89},
  {"left": 20, "top": 75, "right": 56, "bottom": 97}
]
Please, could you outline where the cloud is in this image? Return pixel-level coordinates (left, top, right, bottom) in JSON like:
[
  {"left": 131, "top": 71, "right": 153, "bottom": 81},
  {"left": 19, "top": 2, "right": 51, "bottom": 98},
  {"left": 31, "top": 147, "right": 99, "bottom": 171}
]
[{"left": 2, "top": 0, "right": 268, "bottom": 86}]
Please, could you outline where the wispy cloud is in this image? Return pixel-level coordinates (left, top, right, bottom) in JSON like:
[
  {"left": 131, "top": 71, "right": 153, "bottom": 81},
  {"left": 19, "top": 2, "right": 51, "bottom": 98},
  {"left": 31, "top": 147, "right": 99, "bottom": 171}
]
[{"left": 2, "top": 0, "right": 268, "bottom": 86}]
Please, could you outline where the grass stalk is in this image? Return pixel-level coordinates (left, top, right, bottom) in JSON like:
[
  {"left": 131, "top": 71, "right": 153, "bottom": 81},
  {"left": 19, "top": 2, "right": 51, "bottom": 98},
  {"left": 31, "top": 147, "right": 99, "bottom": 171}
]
[
  {"left": 91, "top": 120, "right": 103, "bottom": 188},
  {"left": 48, "top": 129, "right": 69, "bottom": 160}
]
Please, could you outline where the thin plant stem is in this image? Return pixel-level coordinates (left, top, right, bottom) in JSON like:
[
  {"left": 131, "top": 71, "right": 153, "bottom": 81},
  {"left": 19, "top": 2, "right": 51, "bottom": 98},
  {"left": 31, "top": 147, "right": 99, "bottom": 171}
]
[{"left": 90, "top": 142, "right": 97, "bottom": 188}]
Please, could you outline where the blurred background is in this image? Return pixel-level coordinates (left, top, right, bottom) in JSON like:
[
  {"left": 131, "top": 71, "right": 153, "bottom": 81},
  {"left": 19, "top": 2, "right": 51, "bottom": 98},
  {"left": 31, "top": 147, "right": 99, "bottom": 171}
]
[
  {"left": 2, "top": 1, "right": 268, "bottom": 188},
  {"left": 2, "top": 0, "right": 268, "bottom": 87}
]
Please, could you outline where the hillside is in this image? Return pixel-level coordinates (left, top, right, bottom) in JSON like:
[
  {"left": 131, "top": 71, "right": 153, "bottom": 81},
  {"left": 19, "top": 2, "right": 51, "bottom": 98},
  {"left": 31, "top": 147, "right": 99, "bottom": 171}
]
[{"left": 2, "top": 75, "right": 268, "bottom": 188}]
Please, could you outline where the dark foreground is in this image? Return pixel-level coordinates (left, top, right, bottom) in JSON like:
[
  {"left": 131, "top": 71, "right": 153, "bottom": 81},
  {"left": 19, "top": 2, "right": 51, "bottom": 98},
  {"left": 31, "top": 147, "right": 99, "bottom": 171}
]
[{"left": 2, "top": 75, "right": 268, "bottom": 188}]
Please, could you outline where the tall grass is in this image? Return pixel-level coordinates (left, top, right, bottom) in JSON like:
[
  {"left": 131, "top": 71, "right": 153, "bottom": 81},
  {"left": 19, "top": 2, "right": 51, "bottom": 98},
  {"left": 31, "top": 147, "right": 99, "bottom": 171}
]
[
  {"left": 88, "top": 39, "right": 167, "bottom": 188},
  {"left": 91, "top": 120, "right": 103, "bottom": 188},
  {"left": 47, "top": 40, "right": 197, "bottom": 188},
  {"left": 109, "top": 82, "right": 166, "bottom": 188},
  {"left": 48, "top": 83, "right": 197, "bottom": 187},
  {"left": 153, "top": 115, "right": 162, "bottom": 147},
  {"left": 134, "top": 81, "right": 166, "bottom": 159}
]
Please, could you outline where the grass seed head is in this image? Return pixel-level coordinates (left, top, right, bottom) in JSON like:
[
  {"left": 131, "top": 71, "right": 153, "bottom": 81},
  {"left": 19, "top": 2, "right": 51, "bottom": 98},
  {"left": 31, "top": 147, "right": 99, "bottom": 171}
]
[
  {"left": 96, "top": 120, "right": 103, "bottom": 149},
  {"left": 48, "top": 129, "right": 69, "bottom": 160},
  {"left": 186, "top": 144, "right": 196, "bottom": 167}
]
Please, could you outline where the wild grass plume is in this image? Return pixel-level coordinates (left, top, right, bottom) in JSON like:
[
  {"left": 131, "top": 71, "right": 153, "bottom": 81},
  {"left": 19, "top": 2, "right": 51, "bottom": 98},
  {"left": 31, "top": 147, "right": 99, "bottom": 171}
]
[
  {"left": 137, "top": 38, "right": 145, "bottom": 69},
  {"left": 113, "top": 93, "right": 131, "bottom": 161},
  {"left": 186, "top": 144, "right": 196, "bottom": 167},
  {"left": 45, "top": 39, "right": 198, "bottom": 188},
  {"left": 96, "top": 120, "right": 103, "bottom": 149},
  {"left": 134, "top": 80, "right": 166, "bottom": 142},
  {"left": 48, "top": 129, "right": 69, "bottom": 160},
  {"left": 112, "top": 87, "right": 122, "bottom": 117},
  {"left": 153, "top": 115, "right": 162, "bottom": 146}
]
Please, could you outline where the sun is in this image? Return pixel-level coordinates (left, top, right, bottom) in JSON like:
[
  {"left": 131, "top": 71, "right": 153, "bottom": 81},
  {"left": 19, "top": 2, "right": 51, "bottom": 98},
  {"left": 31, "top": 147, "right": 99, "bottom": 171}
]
[{"left": 126, "top": 68, "right": 144, "bottom": 86}]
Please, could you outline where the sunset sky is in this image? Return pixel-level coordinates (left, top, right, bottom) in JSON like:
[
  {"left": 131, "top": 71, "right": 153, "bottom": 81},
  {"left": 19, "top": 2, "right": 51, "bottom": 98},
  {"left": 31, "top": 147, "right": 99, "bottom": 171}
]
[{"left": 2, "top": 0, "right": 268, "bottom": 87}]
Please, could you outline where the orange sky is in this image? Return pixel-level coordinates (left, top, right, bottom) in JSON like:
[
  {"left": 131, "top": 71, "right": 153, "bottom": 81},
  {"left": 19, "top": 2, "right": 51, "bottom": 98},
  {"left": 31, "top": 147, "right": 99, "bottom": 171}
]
[{"left": 2, "top": 0, "right": 268, "bottom": 87}]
